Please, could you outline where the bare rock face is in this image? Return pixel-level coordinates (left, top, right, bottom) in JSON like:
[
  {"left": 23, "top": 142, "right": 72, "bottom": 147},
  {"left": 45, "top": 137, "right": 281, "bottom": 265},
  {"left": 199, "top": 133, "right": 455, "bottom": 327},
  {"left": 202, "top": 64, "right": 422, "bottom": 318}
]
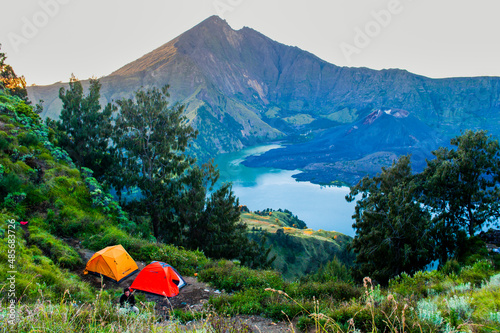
[{"left": 28, "top": 15, "right": 500, "bottom": 182}]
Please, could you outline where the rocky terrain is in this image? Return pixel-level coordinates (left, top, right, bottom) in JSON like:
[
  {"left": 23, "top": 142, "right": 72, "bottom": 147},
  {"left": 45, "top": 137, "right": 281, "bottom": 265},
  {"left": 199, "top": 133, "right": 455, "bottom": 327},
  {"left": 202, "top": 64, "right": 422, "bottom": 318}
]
[{"left": 28, "top": 15, "right": 500, "bottom": 184}]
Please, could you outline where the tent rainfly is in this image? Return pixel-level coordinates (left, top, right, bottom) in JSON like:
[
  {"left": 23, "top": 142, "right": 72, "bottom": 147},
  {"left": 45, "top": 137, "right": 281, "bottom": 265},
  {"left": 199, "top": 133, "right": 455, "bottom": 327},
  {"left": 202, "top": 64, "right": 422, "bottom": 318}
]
[
  {"left": 84, "top": 245, "right": 139, "bottom": 283},
  {"left": 130, "top": 261, "right": 186, "bottom": 297}
]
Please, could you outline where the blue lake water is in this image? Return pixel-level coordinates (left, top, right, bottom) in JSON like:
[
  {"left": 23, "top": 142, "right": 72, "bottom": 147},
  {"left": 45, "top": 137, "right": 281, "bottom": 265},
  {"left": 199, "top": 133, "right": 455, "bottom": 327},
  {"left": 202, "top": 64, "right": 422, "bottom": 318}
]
[{"left": 214, "top": 145, "right": 357, "bottom": 236}]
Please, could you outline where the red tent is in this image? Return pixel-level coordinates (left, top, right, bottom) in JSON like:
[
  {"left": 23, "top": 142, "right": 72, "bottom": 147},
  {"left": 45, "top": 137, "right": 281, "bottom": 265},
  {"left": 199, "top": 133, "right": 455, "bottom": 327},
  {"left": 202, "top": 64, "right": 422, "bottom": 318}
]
[{"left": 130, "top": 261, "right": 186, "bottom": 297}]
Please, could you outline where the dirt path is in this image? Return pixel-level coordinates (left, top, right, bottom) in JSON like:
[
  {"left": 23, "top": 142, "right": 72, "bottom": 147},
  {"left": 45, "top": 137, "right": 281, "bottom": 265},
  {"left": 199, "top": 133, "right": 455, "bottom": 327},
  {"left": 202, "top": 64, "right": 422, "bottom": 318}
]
[{"left": 73, "top": 242, "right": 298, "bottom": 332}]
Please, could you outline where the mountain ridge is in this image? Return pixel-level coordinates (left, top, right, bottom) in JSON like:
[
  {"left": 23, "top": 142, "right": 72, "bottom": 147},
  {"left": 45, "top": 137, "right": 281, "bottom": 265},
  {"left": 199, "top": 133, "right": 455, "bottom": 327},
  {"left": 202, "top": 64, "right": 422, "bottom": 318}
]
[
  {"left": 243, "top": 107, "right": 449, "bottom": 184},
  {"left": 27, "top": 15, "right": 500, "bottom": 184}
]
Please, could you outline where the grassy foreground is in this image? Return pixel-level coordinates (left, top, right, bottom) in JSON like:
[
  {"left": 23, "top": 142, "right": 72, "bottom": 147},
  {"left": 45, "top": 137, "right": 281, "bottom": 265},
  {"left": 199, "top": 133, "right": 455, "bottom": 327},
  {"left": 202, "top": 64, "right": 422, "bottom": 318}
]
[{"left": 2, "top": 260, "right": 500, "bottom": 332}]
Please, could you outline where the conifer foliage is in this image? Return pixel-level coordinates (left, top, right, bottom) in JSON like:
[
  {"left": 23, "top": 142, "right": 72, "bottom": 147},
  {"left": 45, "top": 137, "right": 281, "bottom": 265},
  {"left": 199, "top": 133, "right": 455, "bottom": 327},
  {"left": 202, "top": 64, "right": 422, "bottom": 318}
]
[
  {"left": 113, "top": 85, "right": 197, "bottom": 242},
  {"left": 347, "top": 155, "right": 434, "bottom": 284},
  {"left": 348, "top": 131, "right": 500, "bottom": 283},
  {"left": 52, "top": 76, "right": 116, "bottom": 184}
]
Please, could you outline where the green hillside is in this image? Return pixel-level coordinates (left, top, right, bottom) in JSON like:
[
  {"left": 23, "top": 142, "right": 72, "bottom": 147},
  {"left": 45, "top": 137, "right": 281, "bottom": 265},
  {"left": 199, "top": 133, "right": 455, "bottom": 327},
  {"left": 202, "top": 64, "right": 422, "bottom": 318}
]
[
  {"left": 242, "top": 210, "right": 352, "bottom": 279},
  {"left": 0, "top": 89, "right": 209, "bottom": 301}
]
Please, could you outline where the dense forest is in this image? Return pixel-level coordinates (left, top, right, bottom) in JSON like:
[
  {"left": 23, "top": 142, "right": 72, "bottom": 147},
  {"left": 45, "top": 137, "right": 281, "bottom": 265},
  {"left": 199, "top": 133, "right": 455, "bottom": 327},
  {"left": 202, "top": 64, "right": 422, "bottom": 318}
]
[{"left": 1, "top": 45, "right": 500, "bottom": 332}]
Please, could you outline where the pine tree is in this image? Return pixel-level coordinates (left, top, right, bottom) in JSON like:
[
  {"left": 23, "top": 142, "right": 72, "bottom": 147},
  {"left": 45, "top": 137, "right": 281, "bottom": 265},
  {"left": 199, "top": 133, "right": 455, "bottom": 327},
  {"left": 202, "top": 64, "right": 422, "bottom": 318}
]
[
  {"left": 421, "top": 130, "right": 500, "bottom": 263},
  {"left": 347, "top": 155, "right": 434, "bottom": 284},
  {"left": 113, "top": 85, "right": 197, "bottom": 241},
  {"left": 53, "top": 76, "right": 116, "bottom": 184}
]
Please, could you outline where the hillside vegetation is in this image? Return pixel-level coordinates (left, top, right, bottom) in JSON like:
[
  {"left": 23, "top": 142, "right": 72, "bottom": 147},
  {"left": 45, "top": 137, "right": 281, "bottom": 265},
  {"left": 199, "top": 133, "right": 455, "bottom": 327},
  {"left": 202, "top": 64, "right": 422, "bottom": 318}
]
[
  {"left": 242, "top": 210, "right": 352, "bottom": 280},
  {"left": 2, "top": 49, "right": 500, "bottom": 332},
  {"left": 0, "top": 87, "right": 209, "bottom": 300}
]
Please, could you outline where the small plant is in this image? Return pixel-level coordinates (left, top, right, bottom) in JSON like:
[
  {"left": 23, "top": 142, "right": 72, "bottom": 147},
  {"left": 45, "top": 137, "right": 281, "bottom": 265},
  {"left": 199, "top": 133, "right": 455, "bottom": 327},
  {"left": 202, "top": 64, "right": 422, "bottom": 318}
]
[
  {"left": 450, "top": 283, "right": 472, "bottom": 294},
  {"left": 417, "top": 298, "right": 444, "bottom": 326},
  {"left": 207, "top": 313, "right": 253, "bottom": 333},
  {"left": 489, "top": 312, "right": 500, "bottom": 323},
  {"left": 4, "top": 191, "right": 26, "bottom": 207},
  {"left": 445, "top": 295, "right": 473, "bottom": 319}
]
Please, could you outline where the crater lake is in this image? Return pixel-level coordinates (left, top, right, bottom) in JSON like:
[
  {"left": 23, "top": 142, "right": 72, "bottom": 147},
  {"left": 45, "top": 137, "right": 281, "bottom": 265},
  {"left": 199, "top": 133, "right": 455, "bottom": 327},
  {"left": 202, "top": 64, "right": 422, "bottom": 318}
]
[{"left": 214, "top": 145, "right": 357, "bottom": 236}]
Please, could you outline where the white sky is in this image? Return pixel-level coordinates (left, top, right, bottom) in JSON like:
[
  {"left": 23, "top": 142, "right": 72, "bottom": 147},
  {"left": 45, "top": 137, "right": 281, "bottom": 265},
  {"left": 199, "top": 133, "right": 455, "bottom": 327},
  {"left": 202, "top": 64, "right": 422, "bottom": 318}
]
[{"left": 1, "top": 0, "right": 499, "bottom": 86}]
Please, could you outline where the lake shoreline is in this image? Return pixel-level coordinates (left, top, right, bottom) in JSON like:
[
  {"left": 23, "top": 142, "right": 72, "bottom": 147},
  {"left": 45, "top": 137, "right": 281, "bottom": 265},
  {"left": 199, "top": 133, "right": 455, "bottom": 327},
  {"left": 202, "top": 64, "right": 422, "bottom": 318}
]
[{"left": 214, "top": 145, "right": 357, "bottom": 237}]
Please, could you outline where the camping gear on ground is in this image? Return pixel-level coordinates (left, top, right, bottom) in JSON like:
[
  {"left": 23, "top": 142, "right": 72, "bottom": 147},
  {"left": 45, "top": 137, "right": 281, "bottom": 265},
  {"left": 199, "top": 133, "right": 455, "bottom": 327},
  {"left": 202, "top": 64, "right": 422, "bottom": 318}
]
[
  {"left": 84, "top": 245, "right": 139, "bottom": 283},
  {"left": 130, "top": 261, "right": 186, "bottom": 297}
]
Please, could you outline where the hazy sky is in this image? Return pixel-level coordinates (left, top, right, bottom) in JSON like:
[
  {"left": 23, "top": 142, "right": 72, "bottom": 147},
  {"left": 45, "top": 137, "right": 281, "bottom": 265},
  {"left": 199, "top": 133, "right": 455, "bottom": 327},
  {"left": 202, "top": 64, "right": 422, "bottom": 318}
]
[{"left": 1, "top": 0, "right": 499, "bottom": 86}]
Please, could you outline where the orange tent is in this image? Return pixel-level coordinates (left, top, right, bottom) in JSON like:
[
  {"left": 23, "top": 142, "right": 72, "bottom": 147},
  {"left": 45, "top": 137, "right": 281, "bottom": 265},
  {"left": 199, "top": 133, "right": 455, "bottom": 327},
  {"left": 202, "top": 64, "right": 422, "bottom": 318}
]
[
  {"left": 130, "top": 261, "right": 186, "bottom": 297},
  {"left": 83, "top": 245, "right": 139, "bottom": 283}
]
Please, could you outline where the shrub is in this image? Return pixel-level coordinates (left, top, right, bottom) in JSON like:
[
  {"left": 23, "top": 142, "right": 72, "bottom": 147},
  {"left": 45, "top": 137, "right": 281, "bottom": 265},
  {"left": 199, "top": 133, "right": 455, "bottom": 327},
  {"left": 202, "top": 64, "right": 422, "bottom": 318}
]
[
  {"left": 307, "top": 256, "right": 354, "bottom": 283},
  {"left": 18, "top": 132, "right": 39, "bottom": 147},
  {"left": 0, "top": 172, "right": 23, "bottom": 199},
  {"left": 417, "top": 298, "right": 444, "bottom": 326},
  {"left": 171, "top": 308, "right": 206, "bottom": 323},
  {"left": 29, "top": 226, "right": 82, "bottom": 269},
  {"left": 209, "top": 287, "right": 309, "bottom": 321},
  {"left": 52, "top": 206, "right": 96, "bottom": 237},
  {"left": 4, "top": 292, "right": 161, "bottom": 331},
  {"left": 489, "top": 312, "right": 500, "bottom": 323},
  {"left": 38, "top": 152, "right": 53, "bottom": 161},
  {"left": 325, "top": 302, "right": 388, "bottom": 332},
  {"left": 22, "top": 184, "right": 46, "bottom": 206},
  {"left": 210, "top": 288, "right": 265, "bottom": 316},
  {"left": 441, "top": 259, "right": 461, "bottom": 276},
  {"left": 446, "top": 295, "right": 473, "bottom": 319},
  {"left": 389, "top": 270, "right": 442, "bottom": 298},
  {"left": 4, "top": 191, "right": 26, "bottom": 208},
  {"left": 198, "top": 260, "right": 284, "bottom": 292},
  {"left": 287, "top": 280, "right": 361, "bottom": 301},
  {"left": 0, "top": 230, "right": 93, "bottom": 303},
  {"left": 155, "top": 243, "right": 208, "bottom": 276},
  {"left": 460, "top": 260, "right": 495, "bottom": 287},
  {"left": 482, "top": 273, "right": 500, "bottom": 289},
  {"left": 0, "top": 137, "right": 10, "bottom": 151},
  {"left": 261, "top": 291, "right": 312, "bottom": 321},
  {"left": 207, "top": 313, "right": 253, "bottom": 332}
]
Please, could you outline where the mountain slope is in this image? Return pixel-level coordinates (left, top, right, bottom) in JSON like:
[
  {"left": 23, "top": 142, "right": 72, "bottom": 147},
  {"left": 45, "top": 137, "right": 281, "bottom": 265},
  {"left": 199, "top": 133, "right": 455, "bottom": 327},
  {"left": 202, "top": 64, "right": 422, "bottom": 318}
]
[
  {"left": 241, "top": 210, "right": 351, "bottom": 280},
  {"left": 27, "top": 15, "right": 500, "bottom": 182},
  {"left": 244, "top": 108, "right": 449, "bottom": 184}
]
